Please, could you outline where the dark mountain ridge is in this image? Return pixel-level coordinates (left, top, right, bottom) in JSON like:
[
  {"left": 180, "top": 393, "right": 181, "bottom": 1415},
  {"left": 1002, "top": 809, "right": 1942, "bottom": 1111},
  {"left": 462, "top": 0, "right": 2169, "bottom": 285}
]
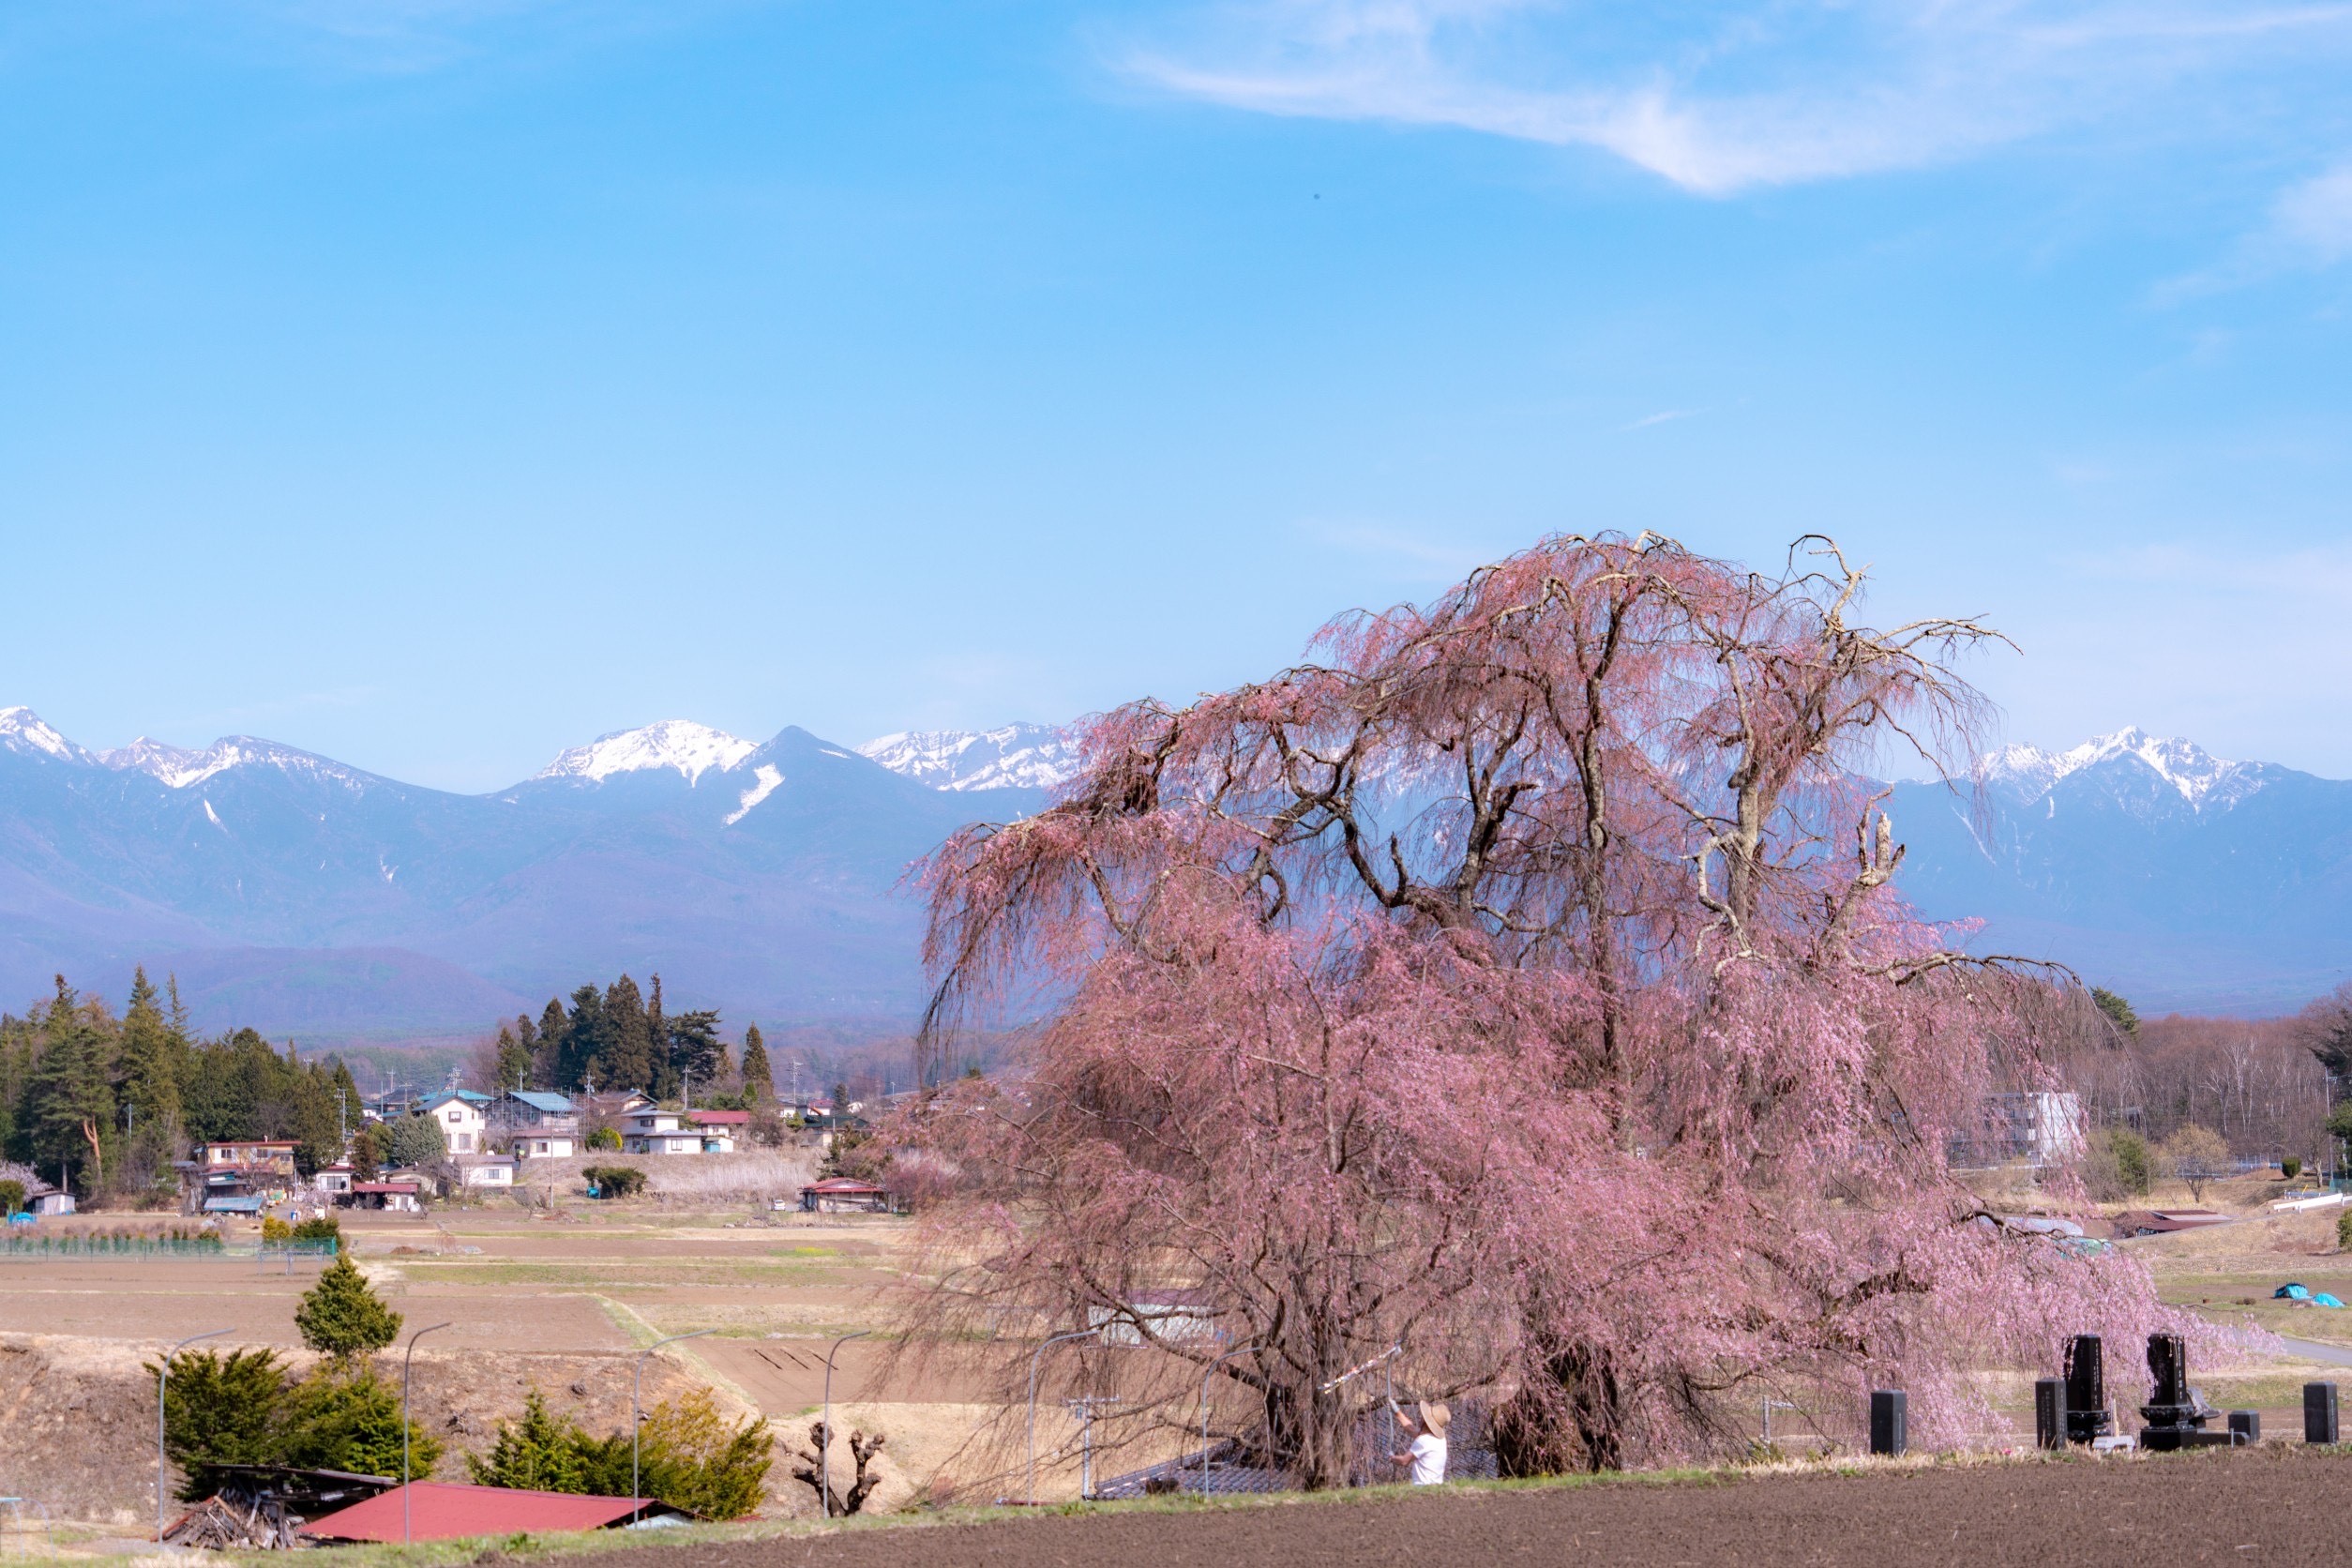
[{"left": 0, "top": 708, "right": 1040, "bottom": 1042}]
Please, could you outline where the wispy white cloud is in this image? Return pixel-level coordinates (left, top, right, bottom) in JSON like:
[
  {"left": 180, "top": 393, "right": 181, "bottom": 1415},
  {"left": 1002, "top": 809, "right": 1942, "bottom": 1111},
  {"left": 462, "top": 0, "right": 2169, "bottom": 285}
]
[
  {"left": 1620, "top": 408, "right": 1698, "bottom": 430},
  {"left": 1116, "top": 1, "right": 2352, "bottom": 194},
  {"left": 2152, "top": 158, "right": 2352, "bottom": 299},
  {"left": 2272, "top": 161, "right": 2352, "bottom": 264}
]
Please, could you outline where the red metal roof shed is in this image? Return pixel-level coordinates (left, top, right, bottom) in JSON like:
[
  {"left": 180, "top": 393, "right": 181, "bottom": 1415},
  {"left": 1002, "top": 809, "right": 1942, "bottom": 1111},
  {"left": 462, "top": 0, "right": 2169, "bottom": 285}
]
[{"left": 301, "top": 1483, "right": 678, "bottom": 1543}]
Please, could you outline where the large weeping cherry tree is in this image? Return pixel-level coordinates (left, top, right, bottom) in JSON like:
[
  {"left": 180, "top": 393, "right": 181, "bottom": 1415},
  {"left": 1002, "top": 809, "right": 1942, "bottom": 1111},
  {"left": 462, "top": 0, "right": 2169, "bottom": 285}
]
[{"left": 893, "top": 535, "right": 2170, "bottom": 1486}]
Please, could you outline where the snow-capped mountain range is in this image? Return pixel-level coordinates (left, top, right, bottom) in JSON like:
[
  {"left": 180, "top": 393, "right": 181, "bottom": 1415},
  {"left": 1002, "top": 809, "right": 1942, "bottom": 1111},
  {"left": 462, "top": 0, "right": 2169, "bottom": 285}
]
[
  {"left": 2, "top": 707, "right": 2346, "bottom": 1034},
  {"left": 1889, "top": 727, "right": 2352, "bottom": 1014},
  {"left": 1976, "top": 727, "right": 2272, "bottom": 813},
  {"left": 856, "top": 723, "right": 1081, "bottom": 792},
  {"left": 0, "top": 706, "right": 1063, "bottom": 1044}
]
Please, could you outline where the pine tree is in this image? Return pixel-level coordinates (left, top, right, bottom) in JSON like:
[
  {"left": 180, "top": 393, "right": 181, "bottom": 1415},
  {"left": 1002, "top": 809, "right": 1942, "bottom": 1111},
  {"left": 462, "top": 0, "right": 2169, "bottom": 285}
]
[
  {"left": 512, "top": 1014, "right": 539, "bottom": 1089},
  {"left": 667, "top": 1010, "right": 727, "bottom": 1094},
  {"left": 492, "top": 1024, "right": 532, "bottom": 1093},
  {"left": 740, "top": 1025, "right": 773, "bottom": 1103},
  {"left": 26, "top": 978, "right": 113, "bottom": 1195},
  {"left": 536, "top": 999, "right": 567, "bottom": 1087},
  {"left": 295, "top": 1254, "right": 403, "bottom": 1360},
  {"left": 283, "top": 1364, "right": 444, "bottom": 1480},
  {"left": 117, "top": 967, "right": 184, "bottom": 1141},
  {"left": 466, "top": 1388, "right": 589, "bottom": 1492},
  {"left": 382, "top": 1113, "right": 446, "bottom": 1169},
  {"left": 150, "top": 1347, "right": 293, "bottom": 1497}
]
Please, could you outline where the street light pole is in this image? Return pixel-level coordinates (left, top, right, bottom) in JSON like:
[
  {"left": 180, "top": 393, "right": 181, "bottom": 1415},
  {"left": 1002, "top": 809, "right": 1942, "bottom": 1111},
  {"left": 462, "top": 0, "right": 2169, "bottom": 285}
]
[
  {"left": 634, "top": 1329, "right": 717, "bottom": 1503},
  {"left": 158, "top": 1328, "right": 231, "bottom": 1541},
  {"left": 821, "top": 1330, "right": 873, "bottom": 1517},
  {"left": 401, "top": 1321, "right": 454, "bottom": 1545},
  {"left": 1026, "top": 1329, "right": 1097, "bottom": 1504}
]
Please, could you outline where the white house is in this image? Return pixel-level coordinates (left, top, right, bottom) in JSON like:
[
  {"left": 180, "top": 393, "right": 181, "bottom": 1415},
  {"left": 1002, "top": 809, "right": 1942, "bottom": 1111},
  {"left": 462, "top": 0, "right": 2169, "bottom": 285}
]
[
  {"left": 454, "top": 1155, "right": 518, "bottom": 1189},
  {"left": 421, "top": 1091, "right": 492, "bottom": 1155},
  {"left": 490, "top": 1091, "right": 580, "bottom": 1159},
  {"left": 348, "top": 1179, "right": 424, "bottom": 1212},
  {"left": 686, "top": 1108, "right": 746, "bottom": 1153},
  {"left": 621, "top": 1108, "right": 702, "bottom": 1154},
  {"left": 311, "top": 1163, "right": 354, "bottom": 1197}
]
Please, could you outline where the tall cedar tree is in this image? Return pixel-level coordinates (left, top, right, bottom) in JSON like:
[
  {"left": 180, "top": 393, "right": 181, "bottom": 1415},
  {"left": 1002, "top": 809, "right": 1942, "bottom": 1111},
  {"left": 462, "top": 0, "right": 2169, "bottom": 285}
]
[
  {"left": 558, "top": 985, "right": 609, "bottom": 1091},
  {"left": 502, "top": 1014, "right": 539, "bottom": 1090},
  {"left": 295, "top": 1254, "right": 403, "bottom": 1359},
  {"left": 602, "top": 975, "right": 655, "bottom": 1093},
  {"left": 117, "top": 966, "right": 184, "bottom": 1144},
  {"left": 535, "top": 999, "right": 567, "bottom": 1087},
  {"left": 646, "top": 974, "right": 672, "bottom": 1098},
  {"left": 492, "top": 1023, "right": 533, "bottom": 1092},
  {"left": 739, "top": 1025, "right": 773, "bottom": 1102}
]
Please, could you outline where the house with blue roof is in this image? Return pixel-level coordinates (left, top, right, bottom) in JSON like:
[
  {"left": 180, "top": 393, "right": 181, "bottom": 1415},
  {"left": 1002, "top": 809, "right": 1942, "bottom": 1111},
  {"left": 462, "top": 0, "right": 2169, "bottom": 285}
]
[{"left": 487, "top": 1090, "right": 580, "bottom": 1160}]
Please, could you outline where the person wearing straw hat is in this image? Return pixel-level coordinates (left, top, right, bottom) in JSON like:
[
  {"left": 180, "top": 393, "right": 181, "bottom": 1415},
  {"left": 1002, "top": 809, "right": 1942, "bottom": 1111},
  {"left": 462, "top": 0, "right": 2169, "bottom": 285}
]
[{"left": 1390, "top": 1400, "right": 1450, "bottom": 1485}]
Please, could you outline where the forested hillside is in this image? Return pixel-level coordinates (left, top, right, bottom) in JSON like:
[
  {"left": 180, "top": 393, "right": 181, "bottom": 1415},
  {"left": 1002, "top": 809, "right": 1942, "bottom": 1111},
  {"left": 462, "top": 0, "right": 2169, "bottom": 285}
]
[{"left": 0, "top": 969, "right": 359, "bottom": 1201}]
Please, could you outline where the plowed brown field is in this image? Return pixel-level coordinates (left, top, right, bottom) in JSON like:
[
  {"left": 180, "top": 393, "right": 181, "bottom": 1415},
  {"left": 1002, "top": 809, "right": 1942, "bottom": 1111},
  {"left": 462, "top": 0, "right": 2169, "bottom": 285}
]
[{"left": 582, "top": 1449, "right": 2352, "bottom": 1568}]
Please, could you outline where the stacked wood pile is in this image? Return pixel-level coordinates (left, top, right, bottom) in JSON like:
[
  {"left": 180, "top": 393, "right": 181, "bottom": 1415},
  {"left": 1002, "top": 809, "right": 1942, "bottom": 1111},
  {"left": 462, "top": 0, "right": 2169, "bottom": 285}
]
[{"left": 160, "top": 1494, "right": 297, "bottom": 1550}]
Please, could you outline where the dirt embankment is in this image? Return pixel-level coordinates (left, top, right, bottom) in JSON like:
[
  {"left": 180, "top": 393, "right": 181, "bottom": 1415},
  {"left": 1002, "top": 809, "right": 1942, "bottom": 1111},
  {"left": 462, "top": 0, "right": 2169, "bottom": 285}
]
[
  {"left": 0, "top": 1334, "right": 729, "bottom": 1526},
  {"left": 577, "top": 1448, "right": 2352, "bottom": 1568}
]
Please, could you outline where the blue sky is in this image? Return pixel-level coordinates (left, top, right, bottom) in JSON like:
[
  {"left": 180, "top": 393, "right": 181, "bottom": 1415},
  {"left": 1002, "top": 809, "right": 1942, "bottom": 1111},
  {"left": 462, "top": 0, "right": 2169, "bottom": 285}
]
[{"left": 6, "top": 0, "right": 2351, "bottom": 792}]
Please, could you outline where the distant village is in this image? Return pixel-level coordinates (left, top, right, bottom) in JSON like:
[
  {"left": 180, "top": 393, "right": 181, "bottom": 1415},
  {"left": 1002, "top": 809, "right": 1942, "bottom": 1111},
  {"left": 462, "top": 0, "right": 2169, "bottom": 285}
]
[{"left": 0, "top": 1086, "right": 903, "bottom": 1222}]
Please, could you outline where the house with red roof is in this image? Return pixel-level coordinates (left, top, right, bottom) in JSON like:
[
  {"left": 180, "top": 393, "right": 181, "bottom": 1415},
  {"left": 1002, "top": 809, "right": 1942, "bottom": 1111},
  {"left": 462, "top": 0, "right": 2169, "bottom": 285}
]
[{"left": 301, "top": 1482, "right": 690, "bottom": 1544}]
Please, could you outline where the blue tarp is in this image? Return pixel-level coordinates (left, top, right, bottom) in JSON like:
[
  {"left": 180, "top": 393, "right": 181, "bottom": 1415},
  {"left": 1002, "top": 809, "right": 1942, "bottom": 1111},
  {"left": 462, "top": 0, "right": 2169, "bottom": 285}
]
[{"left": 2273, "top": 1283, "right": 2344, "bottom": 1307}]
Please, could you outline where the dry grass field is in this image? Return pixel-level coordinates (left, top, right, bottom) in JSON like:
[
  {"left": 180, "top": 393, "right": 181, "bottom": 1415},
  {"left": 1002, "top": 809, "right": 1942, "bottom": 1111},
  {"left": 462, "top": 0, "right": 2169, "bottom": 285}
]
[
  {"left": 5, "top": 1158, "right": 2352, "bottom": 1551},
  {"left": 0, "top": 1173, "right": 1075, "bottom": 1536}
]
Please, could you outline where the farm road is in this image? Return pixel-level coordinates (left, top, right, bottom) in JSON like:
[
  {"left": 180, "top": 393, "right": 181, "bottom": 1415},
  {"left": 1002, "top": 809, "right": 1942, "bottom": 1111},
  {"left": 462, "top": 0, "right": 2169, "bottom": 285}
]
[{"left": 592, "top": 1450, "right": 2352, "bottom": 1568}]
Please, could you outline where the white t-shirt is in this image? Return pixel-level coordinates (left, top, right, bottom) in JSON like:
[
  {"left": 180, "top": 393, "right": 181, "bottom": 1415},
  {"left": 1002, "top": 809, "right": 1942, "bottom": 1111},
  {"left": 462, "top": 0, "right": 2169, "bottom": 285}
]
[{"left": 1408, "top": 1433, "right": 1447, "bottom": 1485}]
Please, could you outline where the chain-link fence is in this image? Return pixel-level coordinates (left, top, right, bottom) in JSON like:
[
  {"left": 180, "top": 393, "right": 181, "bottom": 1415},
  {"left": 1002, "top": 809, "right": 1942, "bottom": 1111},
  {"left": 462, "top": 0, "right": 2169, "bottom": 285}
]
[
  {"left": 0, "top": 1234, "right": 337, "bottom": 1260},
  {"left": 1093, "top": 1396, "right": 1500, "bottom": 1499}
]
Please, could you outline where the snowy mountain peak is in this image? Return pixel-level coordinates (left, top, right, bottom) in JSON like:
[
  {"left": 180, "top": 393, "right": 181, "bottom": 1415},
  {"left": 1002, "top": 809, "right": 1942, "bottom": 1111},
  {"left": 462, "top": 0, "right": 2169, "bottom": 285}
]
[
  {"left": 0, "top": 706, "right": 90, "bottom": 763},
  {"left": 858, "top": 722, "right": 1081, "bottom": 792},
  {"left": 1983, "top": 728, "right": 2258, "bottom": 808},
  {"left": 99, "top": 737, "right": 221, "bottom": 788},
  {"left": 535, "top": 720, "right": 757, "bottom": 786},
  {"left": 98, "top": 735, "right": 374, "bottom": 792}
]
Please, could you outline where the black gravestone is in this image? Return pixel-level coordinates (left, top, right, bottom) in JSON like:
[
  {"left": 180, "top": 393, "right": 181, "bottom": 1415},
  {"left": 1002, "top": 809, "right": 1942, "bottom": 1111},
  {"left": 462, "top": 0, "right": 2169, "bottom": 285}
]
[
  {"left": 2305, "top": 1381, "right": 2339, "bottom": 1445},
  {"left": 2064, "top": 1334, "right": 2115, "bottom": 1443},
  {"left": 1869, "top": 1390, "right": 1907, "bottom": 1456}
]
